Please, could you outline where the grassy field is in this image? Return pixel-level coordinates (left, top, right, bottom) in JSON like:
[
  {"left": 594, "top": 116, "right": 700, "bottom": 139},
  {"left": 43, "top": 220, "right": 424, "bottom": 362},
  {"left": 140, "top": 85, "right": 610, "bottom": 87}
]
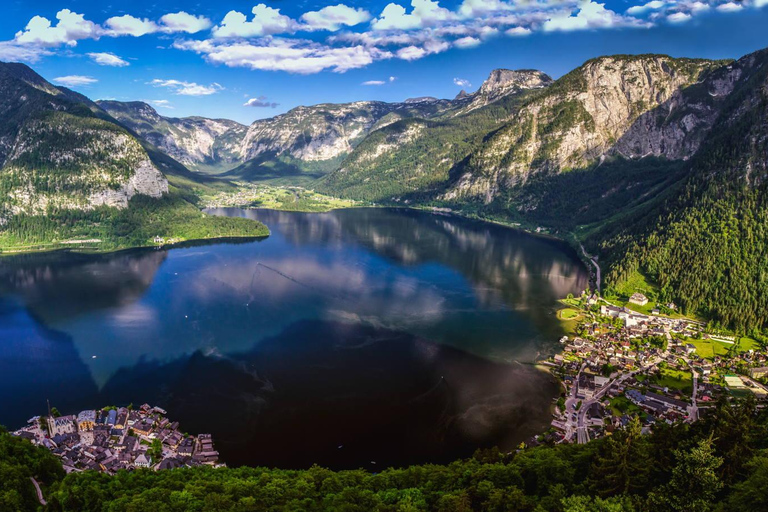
[
  {"left": 652, "top": 368, "right": 693, "bottom": 393},
  {"left": 203, "top": 184, "right": 361, "bottom": 212},
  {"left": 609, "top": 396, "right": 642, "bottom": 416},
  {"left": 558, "top": 308, "right": 581, "bottom": 320},
  {"left": 687, "top": 337, "right": 762, "bottom": 360},
  {"left": 687, "top": 339, "right": 730, "bottom": 360}
]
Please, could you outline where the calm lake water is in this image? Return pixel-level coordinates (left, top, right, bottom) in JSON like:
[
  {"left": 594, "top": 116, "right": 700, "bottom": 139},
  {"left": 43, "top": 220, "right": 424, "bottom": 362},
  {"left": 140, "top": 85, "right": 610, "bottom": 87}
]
[{"left": 0, "top": 208, "right": 588, "bottom": 469}]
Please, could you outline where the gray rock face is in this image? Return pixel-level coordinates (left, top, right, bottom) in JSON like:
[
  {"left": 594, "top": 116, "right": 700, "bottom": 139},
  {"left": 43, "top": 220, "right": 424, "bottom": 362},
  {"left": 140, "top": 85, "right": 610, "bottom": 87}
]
[
  {"left": 239, "top": 100, "right": 452, "bottom": 164},
  {"left": 452, "top": 69, "right": 554, "bottom": 115},
  {"left": 98, "top": 100, "right": 248, "bottom": 173},
  {"left": 444, "top": 55, "right": 731, "bottom": 203},
  {"left": 89, "top": 160, "right": 169, "bottom": 208}
]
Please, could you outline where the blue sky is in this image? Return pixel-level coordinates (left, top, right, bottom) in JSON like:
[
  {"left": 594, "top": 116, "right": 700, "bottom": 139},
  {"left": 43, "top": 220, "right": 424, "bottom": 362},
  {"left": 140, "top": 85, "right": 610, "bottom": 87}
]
[{"left": 1, "top": 0, "right": 766, "bottom": 124}]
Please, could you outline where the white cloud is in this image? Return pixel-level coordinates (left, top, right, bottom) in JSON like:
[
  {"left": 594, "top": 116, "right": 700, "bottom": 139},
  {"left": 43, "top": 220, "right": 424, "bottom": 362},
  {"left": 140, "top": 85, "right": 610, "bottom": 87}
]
[
  {"left": 454, "top": 36, "right": 481, "bottom": 48},
  {"left": 213, "top": 5, "right": 297, "bottom": 38},
  {"left": 716, "top": 2, "right": 744, "bottom": 12},
  {"left": 87, "top": 52, "right": 129, "bottom": 67},
  {"left": 395, "top": 39, "right": 449, "bottom": 60},
  {"left": 362, "top": 76, "right": 396, "bottom": 85},
  {"left": 53, "top": 75, "right": 98, "bottom": 87},
  {"left": 150, "top": 79, "right": 223, "bottom": 96},
  {"left": 543, "top": 1, "right": 647, "bottom": 32},
  {"left": 506, "top": 26, "right": 532, "bottom": 36},
  {"left": 0, "top": 41, "right": 53, "bottom": 62},
  {"left": 301, "top": 4, "right": 371, "bottom": 31},
  {"left": 756, "top": 0, "right": 768, "bottom": 7},
  {"left": 453, "top": 77, "right": 471, "bottom": 88},
  {"left": 175, "top": 38, "right": 392, "bottom": 74},
  {"left": 458, "top": 0, "right": 515, "bottom": 18},
  {"left": 667, "top": 11, "right": 692, "bottom": 22},
  {"left": 396, "top": 45, "right": 426, "bottom": 60},
  {"left": 104, "top": 15, "right": 158, "bottom": 37},
  {"left": 15, "top": 9, "right": 99, "bottom": 46},
  {"left": 627, "top": 1, "right": 666, "bottom": 15},
  {"left": 372, "top": 0, "right": 456, "bottom": 31},
  {"left": 149, "top": 99, "right": 173, "bottom": 109},
  {"left": 244, "top": 96, "right": 279, "bottom": 107},
  {"left": 158, "top": 12, "right": 212, "bottom": 34}
]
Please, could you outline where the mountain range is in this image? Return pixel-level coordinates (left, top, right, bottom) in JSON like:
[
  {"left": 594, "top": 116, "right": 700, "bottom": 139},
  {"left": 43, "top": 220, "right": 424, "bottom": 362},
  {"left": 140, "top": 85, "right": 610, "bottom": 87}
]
[{"left": 1, "top": 47, "right": 767, "bottom": 330}]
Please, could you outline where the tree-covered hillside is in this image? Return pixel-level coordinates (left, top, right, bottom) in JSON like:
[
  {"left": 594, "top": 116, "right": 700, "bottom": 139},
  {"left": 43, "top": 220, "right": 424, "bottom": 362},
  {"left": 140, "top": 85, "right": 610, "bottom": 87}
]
[
  {"left": 2, "top": 398, "right": 767, "bottom": 511},
  {"left": 593, "top": 49, "right": 768, "bottom": 332},
  {"left": 0, "top": 61, "right": 268, "bottom": 253}
]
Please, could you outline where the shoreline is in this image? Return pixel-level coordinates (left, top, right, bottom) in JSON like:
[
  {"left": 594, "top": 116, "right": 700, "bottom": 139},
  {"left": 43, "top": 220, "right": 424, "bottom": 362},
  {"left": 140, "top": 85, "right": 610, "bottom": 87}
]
[{"left": 0, "top": 232, "right": 270, "bottom": 257}]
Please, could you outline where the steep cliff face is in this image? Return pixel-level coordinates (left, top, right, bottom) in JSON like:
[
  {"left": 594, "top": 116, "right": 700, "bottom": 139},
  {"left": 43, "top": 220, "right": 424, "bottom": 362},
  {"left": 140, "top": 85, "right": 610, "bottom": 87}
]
[
  {"left": 238, "top": 99, "right": 455, "bottom": 168},
  {"left": 1, "top": 112, "right": 167, "bottom": 217},
  {"left": 451, "top": 69, "right": 553, "bottom": 115},
  {"left": 97, "top": 100, "right": 247, "bottom": 173},
  {"left": 318, "top": 69, "right": 551, "bottom": 201},
  {"left": 444, "top": 55, "right": 728, "bottom": 203},
  {"left": 593, "top": 49, "right": 768, "bottom": 329},
  {"left": 0, "top": 64, "right": 169, "bottom": 223}
]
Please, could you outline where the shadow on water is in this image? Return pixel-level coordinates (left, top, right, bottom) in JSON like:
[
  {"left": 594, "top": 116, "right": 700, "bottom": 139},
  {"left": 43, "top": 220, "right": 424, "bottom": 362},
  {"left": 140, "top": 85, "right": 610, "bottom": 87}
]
[
  {"left": 0, "top": 208, "right": 585, "bottom": 468},
  {"left": 97, "top": 319, "right": 559, "bottom": 470},
  {"left": 0, "top": 299, "right": 99, "bottom": 424}
]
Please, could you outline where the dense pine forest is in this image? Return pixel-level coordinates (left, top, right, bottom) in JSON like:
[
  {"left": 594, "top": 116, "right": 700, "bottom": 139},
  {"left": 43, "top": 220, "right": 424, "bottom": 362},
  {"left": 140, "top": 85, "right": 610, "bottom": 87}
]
[
  {"left": 1, "top": 398, "right": 766, "bottom": 511},
  {"left": 593, "top": 50, "right": 768, "bottom": 332}
]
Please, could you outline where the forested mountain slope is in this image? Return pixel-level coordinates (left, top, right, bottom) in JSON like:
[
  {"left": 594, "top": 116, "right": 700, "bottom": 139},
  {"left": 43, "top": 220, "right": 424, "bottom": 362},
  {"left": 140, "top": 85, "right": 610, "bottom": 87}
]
[
  {"left": 0, "top": 62, "right": 267, "bottom": 252},
  {"left": 316, "top": 69, "right": 553, "bottom": 201},
  {"left": 592, "top": 49, "right": 768, "bottom": 330}
]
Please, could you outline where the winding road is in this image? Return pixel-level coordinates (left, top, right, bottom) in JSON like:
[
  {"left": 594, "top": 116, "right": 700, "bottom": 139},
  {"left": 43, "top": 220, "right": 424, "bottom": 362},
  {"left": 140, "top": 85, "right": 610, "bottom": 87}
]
[
  {"left": 577, "top": 241, "right": 601, "bottom": 292},
  {"left": 30, "top": 477, "right": 46, "bottom": 506}
]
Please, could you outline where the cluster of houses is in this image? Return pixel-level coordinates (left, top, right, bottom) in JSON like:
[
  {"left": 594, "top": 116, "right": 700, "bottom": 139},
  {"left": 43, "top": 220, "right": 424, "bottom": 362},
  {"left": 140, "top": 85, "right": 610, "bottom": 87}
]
[
  {"left": 541, "top": 293, "right": 768, "bottom": 445},
  {"left": 12, "top": 404, "right": 221, "bottom": 474}
]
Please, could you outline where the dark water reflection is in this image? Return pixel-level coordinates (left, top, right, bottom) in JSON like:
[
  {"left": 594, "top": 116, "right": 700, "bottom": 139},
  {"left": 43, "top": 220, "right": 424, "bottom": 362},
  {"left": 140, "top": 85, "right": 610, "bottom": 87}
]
[{"left": 0, "top": 208, "right": 587, "bottom": 469}]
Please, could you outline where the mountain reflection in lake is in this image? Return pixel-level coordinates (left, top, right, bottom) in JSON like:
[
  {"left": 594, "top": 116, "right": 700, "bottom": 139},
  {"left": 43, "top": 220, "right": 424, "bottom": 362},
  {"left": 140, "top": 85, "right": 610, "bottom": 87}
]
[{"left": 0, "top": 208, "right": 588, "bottom": 469}]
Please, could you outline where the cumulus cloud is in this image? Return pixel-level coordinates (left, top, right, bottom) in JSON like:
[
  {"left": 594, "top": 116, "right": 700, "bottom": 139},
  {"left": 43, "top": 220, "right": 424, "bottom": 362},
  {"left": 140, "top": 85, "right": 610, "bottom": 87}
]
[
  {"left": 53, "top": 75, "right": 98, "bottom": 87},
  {"left": 244, "top": 95, "right": 279, "bottom": 107},
  {"left": 372, "top": 0, "right": 456, "bottom": 31},
  {"left": 458, "top": 0, "right": 516, "bottom": 18},
  {"left": 506, "top": 26, "right": 532, "bottom": 36},
  {"left": 104, "top": 15, "right": 158, "bottom": 37},
  {"left": 716, "top": 2, "right": 744, "bottom": 12},
  {"left": 454, "top": 36, "right": 481, "bottom": 48},
  {"left": 626, "top": 1, "right": 666, "bottom": 15},
  {"left": 150, "top": 79, "right": 223, "bottom": 96},
  {"left": 667, "top": 11, "right": 692, "bottom": 22},
  {"left": 213, "top": 5, "right": 297, "bottom": 38},
  {"left": 158, "top": 12, "right": 212, "bottom": 34},
  {"left": 15, "top": 9, "right": 99, "bottom": 46},
  {"left": 544, "top": 1, "right": 647, "bottom": 32},
  {"left": 301, "top": 4, "right": 371, "bottom": 31},
  {"left": 175, "top": 38, "right": 392, "bottom": 74},
  {"left": 87, "top": 52, "right": 129, "bottom": 66},
  {"left": 453, "top": 77, "right": 471, "bottom": 88}
]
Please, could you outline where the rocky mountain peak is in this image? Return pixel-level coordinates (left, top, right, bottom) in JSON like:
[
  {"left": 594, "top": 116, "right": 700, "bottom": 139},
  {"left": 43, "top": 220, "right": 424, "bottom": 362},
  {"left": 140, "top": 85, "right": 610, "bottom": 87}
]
[
  {"left": 478, "top": 69, "right": 553, "bottom": 97},
  {"left": 454, "top": 90, "right": 469, "bottom": 100}
]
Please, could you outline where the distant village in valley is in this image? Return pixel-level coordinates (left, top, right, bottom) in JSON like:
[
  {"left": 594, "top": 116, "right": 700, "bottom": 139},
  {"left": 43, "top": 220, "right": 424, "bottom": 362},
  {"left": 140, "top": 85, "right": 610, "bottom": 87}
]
[
  {"left": 538, "top": 290, "right": 768, "bottom": 446},
  {"left": 12, "top": 404, "right": 221, "bottom": 474}
]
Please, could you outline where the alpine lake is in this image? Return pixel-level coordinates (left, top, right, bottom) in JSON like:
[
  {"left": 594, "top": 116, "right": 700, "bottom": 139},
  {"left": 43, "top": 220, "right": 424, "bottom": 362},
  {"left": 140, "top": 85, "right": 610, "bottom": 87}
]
[{"left": 0, "top": 208, "right": 589, "bottom": 469}]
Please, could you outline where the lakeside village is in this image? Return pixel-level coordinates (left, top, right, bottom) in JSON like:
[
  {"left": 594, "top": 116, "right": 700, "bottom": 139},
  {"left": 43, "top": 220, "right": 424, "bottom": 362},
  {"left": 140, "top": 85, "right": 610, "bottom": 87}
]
[
  {"left": 11, "top": 404, "right": 222, "bottom": 474},
  {"left": 538, "top": 291, "right": 768, "bottom": 446}
]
